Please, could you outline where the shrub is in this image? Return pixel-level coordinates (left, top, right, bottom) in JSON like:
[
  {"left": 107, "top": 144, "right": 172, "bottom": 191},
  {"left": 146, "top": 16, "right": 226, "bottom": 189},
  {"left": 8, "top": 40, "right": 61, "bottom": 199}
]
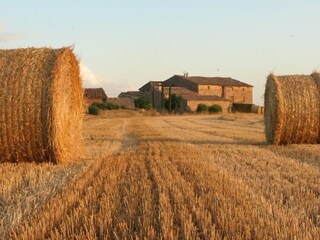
[
  {"left": 88, "top": 104, "right": 100, "bottom": 115},
  {"left": 134, "top": 96, "right": 152, "bottom": 110},
  {"left": 144, "top": 102, "right": 152, "bottom": 110},
  {"left": 196, "top": 104, "right": 208, "bottom": 113},
  {"left": 89, "top": 102, "right": 101, "bottom": 109},
  {"left": 94, "top": 102, "right": 119, "bottom": 110},
  {"left": 208, "top": 104, "right": 222, "bottom": 113},
  {"left": 104, "top": 102, "right": 119, "bottom": 110}
]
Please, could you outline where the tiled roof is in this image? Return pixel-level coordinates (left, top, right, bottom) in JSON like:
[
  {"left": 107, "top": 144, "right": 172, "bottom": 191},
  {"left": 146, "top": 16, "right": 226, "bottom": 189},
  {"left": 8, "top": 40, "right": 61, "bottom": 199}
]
[
  {"left": 118, "top": 91, "right": 142, "bottom": 99},
  {"left": 162, "top": 87, "right": 197, "bottom": 97},
  {"left": 139, "top": 81, "right": 163, "bottom": 92},
  {"left": 176, "top": 75, "right": 253, "bottom": 87},
  {"left": 84, "top": 88, "right": 107, "bottom": 99},
  {"left": 118, "top": 92, "right": 127, "bottom": 98}
]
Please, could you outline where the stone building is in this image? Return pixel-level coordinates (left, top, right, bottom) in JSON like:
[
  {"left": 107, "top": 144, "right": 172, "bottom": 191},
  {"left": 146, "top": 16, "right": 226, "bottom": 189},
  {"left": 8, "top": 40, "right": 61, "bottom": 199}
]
[
  {"left": 145, "top": 86, "right": 230, "bottom": 113},
  {"left": 107, "top": 97, "right": 135, "bottom": 109},
  {"left": 163, "top": 75, "right": 253, "bottom": 104},
  {"left": 141, "top": 75, "right": 253, "bottom": 112},
  {"left": 116, "top": 91, "right": 142, "bottom": 109},
  {"left": 84, "top": 88, "right": 107, "bottom": 108}
]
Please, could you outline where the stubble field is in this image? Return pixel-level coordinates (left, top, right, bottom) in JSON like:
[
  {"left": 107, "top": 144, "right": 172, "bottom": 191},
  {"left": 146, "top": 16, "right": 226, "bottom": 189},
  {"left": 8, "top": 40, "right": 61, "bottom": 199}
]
[{"left": 0, "top": 113, "right": 319, "bottom": 239}]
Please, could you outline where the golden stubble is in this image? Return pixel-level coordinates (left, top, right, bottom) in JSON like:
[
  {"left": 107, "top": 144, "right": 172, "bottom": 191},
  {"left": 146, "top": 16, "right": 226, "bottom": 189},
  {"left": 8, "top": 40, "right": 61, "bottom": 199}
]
[{"left": 0, "top": 114, "right": 319, "bottom": 239}]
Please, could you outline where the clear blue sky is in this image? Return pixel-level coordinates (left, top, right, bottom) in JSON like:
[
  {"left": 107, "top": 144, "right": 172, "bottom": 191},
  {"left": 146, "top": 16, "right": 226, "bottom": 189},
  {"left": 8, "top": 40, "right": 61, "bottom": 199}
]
[{"left": 1, "top": 1, "right": 319, "bottom": 105}]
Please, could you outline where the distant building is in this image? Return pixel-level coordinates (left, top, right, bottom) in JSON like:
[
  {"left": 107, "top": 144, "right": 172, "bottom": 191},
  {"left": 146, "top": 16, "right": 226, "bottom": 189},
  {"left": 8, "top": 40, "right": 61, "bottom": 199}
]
[
  {"left": 145, "top": 86, "right": 230, "bottom": 112},
  {"left": 84, "top": 88, "right": 107, "bottom": 108},
  {"left": 107, "top": 98, "right": 136, "bottom": 109},
  {"left": 115, "top": 91, "right": 142, "bottom": 109},
  {"left": 118, "top": 91, "right": 142, "bottom": 99},
  {"left": 163, "top": 75, "right": 253, "bottom": 104},
  {"left": 141, "top": 75, "right": 253, "bottom": 112}
]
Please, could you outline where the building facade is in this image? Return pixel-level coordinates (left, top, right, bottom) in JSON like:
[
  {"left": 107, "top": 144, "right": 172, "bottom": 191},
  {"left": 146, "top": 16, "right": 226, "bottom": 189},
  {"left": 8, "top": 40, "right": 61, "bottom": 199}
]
[
  {"left": 84, "top": 88, "right": 108, "bottom": 108},
  {"left": 146, "top": 86, "right": 231, "bottom": 113},
  {"left": 163, "top": 75, "right": 253, "bottom": 104},
  {"left": 139, "top": 75, "right": 253, "bottom": 113}
]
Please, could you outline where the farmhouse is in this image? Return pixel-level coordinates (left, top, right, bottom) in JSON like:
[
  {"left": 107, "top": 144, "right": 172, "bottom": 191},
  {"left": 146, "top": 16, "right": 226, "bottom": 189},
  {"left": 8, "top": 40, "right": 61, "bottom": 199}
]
[
  {"left": 84, "top": 88, "right": 107, "bottom": 108},
  {"left": 163, "top": 75, "right": 253, "bottom": 104},
  {"left": 141, "top": 75, "right": 253, "bottom": 112},
  {"left": 145, "top": 86, "right": 230, "bottom": 112}
]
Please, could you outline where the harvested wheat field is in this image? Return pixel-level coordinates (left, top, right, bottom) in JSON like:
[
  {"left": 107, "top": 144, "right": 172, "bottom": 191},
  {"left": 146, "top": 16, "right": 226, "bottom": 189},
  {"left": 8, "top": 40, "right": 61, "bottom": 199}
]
[{"left": 0, "top": 113, "right": 319, "bottom": 239}]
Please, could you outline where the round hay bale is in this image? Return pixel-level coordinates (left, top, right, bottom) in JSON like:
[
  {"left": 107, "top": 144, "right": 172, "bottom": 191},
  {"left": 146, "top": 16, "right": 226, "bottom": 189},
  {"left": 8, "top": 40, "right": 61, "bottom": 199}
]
[
  {"left": 0, "top": 47, "right": 83, "bottom": 163},
  {"left": 264, "top": 73, "right": 320, "bottom": 145}
]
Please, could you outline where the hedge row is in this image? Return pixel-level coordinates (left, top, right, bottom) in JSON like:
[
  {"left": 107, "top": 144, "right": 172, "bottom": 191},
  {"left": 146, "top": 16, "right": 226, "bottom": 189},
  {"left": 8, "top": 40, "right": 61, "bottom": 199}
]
[{"left": 88, "top": 102, "right": 126, "bottom": 115}]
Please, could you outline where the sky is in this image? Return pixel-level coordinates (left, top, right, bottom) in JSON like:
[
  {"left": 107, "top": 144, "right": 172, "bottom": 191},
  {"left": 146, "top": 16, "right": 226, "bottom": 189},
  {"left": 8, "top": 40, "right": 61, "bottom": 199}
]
[{"left": 1, "top": 1, "right": 319, "bottom": 105}]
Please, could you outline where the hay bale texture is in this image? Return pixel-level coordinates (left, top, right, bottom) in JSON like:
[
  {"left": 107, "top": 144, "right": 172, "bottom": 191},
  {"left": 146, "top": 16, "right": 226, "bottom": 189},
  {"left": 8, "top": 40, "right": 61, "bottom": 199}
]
[
  {"left": 0, "top": 47, "right": 83, "bottom": 163},
  {"left": 264, "top": 73, "right": 320, "bottom": 145}
]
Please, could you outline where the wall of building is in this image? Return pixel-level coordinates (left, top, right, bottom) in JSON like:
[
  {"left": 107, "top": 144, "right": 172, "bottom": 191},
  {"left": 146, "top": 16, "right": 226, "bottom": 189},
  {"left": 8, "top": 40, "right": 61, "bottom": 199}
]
[
  {"left": 164, "top": 76, "right": 198, "bottom": 92},
  {"left": 145, "top": 89, "right": 163, "bottom": 111},
  {"left": 223, "top": 86, "right": 253, "bottom": 104},
  {"left": 198, "top": 85, "right": 222, "bottom": 96},
  {"left": 84, "top": 98, "right": 103, "bottom": 109},
  {"left": 145, "top": 88, "right": 190, "bottom": 113},
  {"left": 146, "top": 88, "right": 232, "bottom": 113},
  {"left": 186, "top": 100, "right": 231, "bottom": 113},
  {"left": 107, "top": 98, "right": 135, "bottom": 109}
]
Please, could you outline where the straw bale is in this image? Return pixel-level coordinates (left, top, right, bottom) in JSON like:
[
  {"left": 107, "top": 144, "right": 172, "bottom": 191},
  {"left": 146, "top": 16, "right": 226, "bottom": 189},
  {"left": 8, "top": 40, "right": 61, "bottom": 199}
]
[
  {"left": 264, "top": 73, "right": 320, "bottom": 145},
  {"left": 0, "top": 47, "right": 83, "bottom": 163}
]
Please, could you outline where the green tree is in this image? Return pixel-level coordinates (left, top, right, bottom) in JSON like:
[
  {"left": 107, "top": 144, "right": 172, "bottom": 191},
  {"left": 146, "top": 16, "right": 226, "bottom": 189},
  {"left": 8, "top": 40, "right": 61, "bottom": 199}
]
[{"left": 134, "top": 96, "right": 152, "bottom": 110}]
